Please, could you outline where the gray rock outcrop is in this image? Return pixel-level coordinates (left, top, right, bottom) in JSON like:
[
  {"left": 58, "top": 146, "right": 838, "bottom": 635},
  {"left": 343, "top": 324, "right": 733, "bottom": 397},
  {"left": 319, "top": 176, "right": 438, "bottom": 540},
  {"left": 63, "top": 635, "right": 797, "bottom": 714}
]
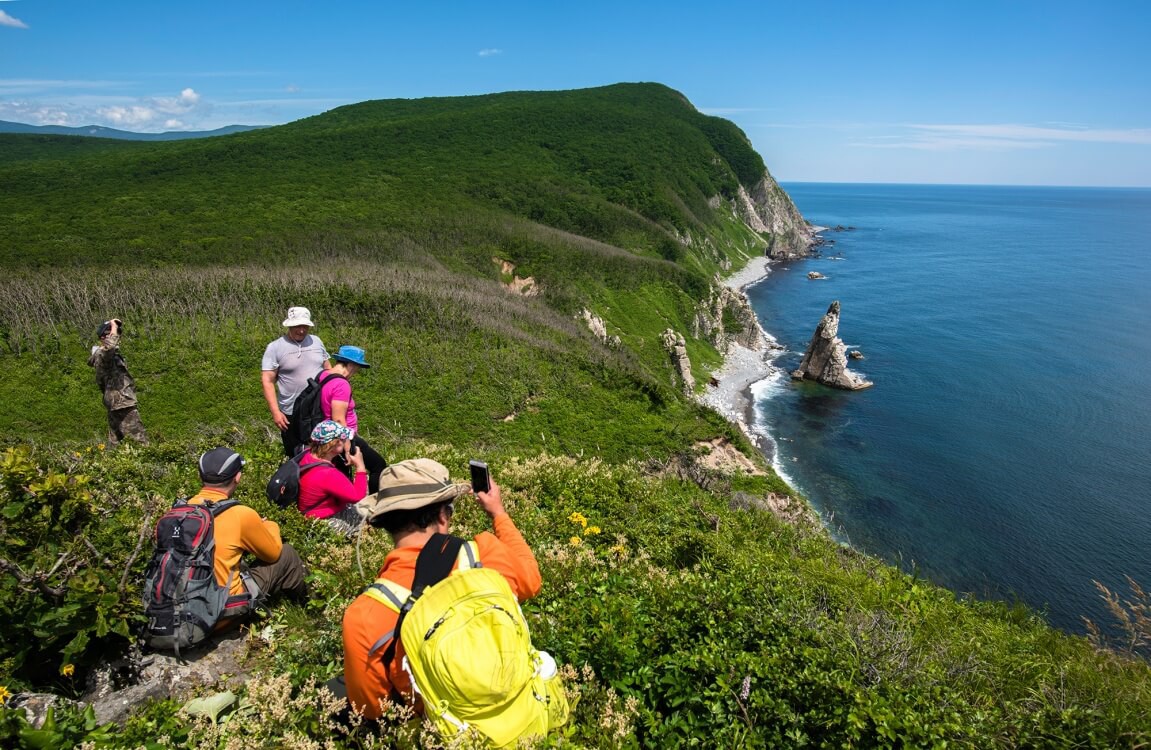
[
  {"left": 733, "top": 170, "right": 815, "bottom": 258},
  {"left": 6, "top": 633, "right": 252, "bottom": 729},
  {"left": 693, "top": 284, "right": 762, "bottom": 352},
  {"left": 791, "top": 301, "right": 872, "bottom": 390},
  {"left": 661, "top": 329, "right": 695, "bottom": 394},
  {"left": 580, "top": 308, "right": 620, "bottom": 348},
  {"left": 83, "top": 633, "right": 251, "bottom": 724}
]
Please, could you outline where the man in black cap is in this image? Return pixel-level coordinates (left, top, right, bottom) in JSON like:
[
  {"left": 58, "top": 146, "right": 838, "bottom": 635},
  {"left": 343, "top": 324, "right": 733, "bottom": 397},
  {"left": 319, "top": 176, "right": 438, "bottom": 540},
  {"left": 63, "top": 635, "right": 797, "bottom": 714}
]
[
  {"left": 87, "top": 318, "right": 147, "bottom": 445},
  {"left": 191, "top": 447, "right": 308, "bottom": 625}
]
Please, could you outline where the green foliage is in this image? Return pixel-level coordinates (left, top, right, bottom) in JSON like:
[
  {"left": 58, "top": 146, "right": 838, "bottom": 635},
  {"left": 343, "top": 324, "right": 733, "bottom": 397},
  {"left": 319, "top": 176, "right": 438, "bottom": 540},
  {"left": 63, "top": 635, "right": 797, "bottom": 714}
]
[
  {"left": 1, "top": 447, "right": 1149, "bottom": 747},
  {"left": 0, "top": 84, "right": 778, "bottom": 273},
  {"left": 0, "top": 447, "right": 142, "bottom": 689},
  {"left": 0, "top": 703, "right": 118, "bottom": 749},
  {"left": 1, "top": 82, "right": 1148, "bottom": 748}
]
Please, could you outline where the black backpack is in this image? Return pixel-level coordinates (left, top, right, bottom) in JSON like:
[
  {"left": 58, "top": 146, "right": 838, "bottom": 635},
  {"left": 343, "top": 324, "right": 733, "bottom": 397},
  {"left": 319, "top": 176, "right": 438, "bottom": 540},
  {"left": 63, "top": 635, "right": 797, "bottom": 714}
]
[
  {"left": 266, "top": 453, "right": 331, "bottom": 508},
  {"left": 292, "top": 372, "right": 347, "bottom": 445},
  {"left": 142, "top": 498, "right": 240, "bottom": 656}
]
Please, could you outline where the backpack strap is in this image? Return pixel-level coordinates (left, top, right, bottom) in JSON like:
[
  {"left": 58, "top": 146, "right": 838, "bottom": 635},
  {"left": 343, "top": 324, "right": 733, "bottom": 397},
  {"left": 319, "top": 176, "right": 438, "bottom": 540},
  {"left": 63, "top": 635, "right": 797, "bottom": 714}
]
[
  {"left": 202, "top": 498, "right": 243, "bottom": 605},
  {"left": 294, "top": 371, "right": 349, "bottom": 443},
  {"left": 361, "top": 538, "right": 479, "bottom": 615},
  {"left": 205, "top": 498, "right": 239, "bottom": 517},
  {"left": 298, "top": 459, "right": 332, "bottom": 478},
  {"left": 411, "top": 534, "right": 465, "bottom": 597},
  {"left": 366, "top": 536, "right": 478, "bottom": 701}
]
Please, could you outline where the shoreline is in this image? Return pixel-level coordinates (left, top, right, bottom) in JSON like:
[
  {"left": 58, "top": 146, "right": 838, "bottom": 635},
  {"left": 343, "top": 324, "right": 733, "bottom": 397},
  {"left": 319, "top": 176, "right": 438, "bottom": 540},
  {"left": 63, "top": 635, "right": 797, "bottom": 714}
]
[{"left": 696, "top": 255, "right": 785, "bottom": 464}]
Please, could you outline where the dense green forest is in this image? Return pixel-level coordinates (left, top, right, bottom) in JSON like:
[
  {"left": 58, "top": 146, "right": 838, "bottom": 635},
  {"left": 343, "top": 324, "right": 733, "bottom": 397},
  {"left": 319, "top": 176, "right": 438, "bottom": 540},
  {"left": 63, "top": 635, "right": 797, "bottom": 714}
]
[{"left": 1, "top": 83, "right": 1149, "bottom": 748}]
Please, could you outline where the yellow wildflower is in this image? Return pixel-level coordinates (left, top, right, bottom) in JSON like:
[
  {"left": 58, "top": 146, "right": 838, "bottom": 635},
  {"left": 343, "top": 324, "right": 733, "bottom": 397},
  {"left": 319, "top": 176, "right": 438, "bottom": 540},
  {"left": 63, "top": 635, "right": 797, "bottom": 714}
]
[
  {"left": 97, "top": 443, "right": 106, "bottom": 451},
  {"left": 587, "top": 525, "right": 601, "bottom": 535},
  {"left": 61, "top": 663, "right": 75, "bottom": 677},
  {"left": 569, "top": 536, "right": 583, "bottom": 546},
  {"left": 0, "top": 685, "right": 10, "bottom": 703},
  {"left": 567, "top": 511, "right": 588, "bottom": 527}
]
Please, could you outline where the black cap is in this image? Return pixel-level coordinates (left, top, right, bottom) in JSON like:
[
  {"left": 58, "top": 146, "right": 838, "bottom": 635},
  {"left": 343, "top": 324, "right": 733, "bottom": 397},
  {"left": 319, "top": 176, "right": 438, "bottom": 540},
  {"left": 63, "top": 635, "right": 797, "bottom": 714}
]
[
  {"left": 96, "top": 321, "right": 113, "bottom": 339},
  {"left": 198, "top": 447, "right": 246, "bottom": 484}
]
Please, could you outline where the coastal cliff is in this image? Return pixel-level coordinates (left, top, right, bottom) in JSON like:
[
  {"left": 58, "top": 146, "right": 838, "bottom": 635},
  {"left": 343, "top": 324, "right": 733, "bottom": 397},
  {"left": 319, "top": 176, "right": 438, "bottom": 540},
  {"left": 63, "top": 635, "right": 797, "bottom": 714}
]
[
  {"left": 736, "top": 170, "right": 814, "bottom": 258},
  {"left": 693, "top": 284, "right": 762, "bottom": 352}
]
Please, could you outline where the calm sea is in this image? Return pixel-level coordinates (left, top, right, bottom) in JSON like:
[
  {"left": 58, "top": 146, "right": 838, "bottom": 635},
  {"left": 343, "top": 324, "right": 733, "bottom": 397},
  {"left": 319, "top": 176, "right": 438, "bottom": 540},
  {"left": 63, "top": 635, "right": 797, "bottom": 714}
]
[{"left": 748, "top": 183, "right": 1151, "bottom": 634}]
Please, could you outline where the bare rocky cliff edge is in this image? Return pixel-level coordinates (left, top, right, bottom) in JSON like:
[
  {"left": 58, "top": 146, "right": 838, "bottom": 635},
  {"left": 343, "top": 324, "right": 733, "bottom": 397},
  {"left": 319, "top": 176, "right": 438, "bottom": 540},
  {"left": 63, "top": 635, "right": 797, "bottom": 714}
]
[
  {"left": 658, "top": 169, "right": 815, "bottom": 394},
  {"left": 736, "top": 169, "right": 814, "bottom": 259}
]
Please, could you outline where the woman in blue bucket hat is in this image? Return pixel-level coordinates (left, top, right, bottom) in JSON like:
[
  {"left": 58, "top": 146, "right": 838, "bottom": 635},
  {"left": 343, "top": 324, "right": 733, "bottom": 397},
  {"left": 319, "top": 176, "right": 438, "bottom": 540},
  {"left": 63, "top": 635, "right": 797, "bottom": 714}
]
[{"left": 316, "top": 345, "right": 387, "bottom": 493}]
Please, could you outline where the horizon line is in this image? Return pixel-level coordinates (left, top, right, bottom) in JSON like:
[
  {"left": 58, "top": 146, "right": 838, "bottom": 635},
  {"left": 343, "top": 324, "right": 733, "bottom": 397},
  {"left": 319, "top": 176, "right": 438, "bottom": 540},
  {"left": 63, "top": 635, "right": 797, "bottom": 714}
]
[{"left": 777, "top": 179, "right": 1151, "bottom": 190}]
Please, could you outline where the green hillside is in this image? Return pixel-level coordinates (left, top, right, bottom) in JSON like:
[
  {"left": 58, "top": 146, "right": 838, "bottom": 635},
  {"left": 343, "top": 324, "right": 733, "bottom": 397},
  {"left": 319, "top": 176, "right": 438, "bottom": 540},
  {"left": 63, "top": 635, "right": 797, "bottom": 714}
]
[
  {"left": 1, "top": 84, "right": 1149, "bottom": 748},
  {"left": 0, "top": 82, "right": 766, "bottom": 270}
]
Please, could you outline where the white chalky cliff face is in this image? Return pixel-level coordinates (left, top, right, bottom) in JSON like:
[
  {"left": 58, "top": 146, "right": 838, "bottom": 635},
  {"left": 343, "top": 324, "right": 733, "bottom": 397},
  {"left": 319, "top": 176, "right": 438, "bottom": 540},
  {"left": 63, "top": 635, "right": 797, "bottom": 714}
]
[{"left": 735, "top": 170, "right": 813, "bottom": 258}]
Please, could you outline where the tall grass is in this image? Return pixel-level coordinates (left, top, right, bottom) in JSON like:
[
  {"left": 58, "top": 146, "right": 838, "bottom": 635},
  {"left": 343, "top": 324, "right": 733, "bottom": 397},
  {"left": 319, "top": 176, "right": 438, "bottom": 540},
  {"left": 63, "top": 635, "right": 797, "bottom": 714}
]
[{"left": 0, "top": 250, "right": 740, "bottom": 464}]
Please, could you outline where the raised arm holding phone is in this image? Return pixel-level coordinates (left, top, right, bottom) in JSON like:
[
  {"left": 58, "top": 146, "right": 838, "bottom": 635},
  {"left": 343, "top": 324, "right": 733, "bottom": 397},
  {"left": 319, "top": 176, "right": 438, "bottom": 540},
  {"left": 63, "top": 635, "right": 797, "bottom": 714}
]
[{"left": 342, "top": 458, "right": 565, "bottom": 745}]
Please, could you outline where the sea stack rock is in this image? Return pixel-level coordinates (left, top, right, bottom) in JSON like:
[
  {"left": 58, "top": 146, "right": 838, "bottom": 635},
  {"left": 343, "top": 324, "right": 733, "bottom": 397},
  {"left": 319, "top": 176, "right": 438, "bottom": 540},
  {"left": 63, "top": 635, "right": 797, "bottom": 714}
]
[{"left": 791, "top": 301, "right": 872, "bottom": 390}]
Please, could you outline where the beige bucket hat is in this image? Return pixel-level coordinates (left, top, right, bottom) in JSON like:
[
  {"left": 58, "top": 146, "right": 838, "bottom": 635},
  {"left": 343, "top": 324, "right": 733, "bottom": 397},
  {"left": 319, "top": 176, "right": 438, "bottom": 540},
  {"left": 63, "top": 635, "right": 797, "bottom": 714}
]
[
  {"left": 282, "top": 306, "right": 315, "bottom": 327},
  {"left": 358, "top": 459, "right": 470, "bottom": 522}
]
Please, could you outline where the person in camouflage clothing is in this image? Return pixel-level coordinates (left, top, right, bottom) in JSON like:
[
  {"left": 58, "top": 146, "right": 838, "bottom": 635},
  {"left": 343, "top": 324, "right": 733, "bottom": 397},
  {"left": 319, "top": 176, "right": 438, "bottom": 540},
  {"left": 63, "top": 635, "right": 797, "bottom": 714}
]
[{"left": 87, "top": 318, "right": 148, "bottom": 445}]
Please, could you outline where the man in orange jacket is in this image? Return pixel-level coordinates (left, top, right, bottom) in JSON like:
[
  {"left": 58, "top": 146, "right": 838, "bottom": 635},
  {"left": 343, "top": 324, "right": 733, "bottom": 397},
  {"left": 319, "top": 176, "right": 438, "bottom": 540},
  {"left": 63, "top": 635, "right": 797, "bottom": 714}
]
[
  {"left": 189, "top": 447, "right": 309, "bottom": 622},
  {"left": 341, "top": 459, "right": 541, "bottom": 720}
]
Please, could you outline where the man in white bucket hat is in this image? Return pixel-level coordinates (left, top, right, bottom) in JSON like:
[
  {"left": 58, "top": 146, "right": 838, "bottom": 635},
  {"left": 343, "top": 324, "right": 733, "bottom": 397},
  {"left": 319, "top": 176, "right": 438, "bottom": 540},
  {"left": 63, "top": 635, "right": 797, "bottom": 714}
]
[{"left": 261, "top": 306, "right": 332, "bottom": 457}]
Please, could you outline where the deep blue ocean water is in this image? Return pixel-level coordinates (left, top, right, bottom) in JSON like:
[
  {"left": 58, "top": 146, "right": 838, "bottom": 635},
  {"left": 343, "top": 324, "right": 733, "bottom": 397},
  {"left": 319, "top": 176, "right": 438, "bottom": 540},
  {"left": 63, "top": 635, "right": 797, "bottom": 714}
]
[{"left": 748, "top": 183, "right": 1151, "bottom": 633}]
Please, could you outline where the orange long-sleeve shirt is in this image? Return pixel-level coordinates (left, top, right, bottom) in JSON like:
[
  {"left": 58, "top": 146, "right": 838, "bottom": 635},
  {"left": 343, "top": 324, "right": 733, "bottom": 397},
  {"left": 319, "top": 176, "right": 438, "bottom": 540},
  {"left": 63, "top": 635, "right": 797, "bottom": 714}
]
[
  {"left": 342, "top": 513, "right": 542, "bottom": 719},
  {"left": 187, "top": 489, "right": 284, "bottom": 596}
]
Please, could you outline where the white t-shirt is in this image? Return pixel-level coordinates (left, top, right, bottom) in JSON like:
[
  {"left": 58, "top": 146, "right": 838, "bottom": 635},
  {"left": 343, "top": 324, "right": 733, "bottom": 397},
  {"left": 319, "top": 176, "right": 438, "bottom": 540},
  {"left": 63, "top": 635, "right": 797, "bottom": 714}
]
[{"left": 261, "top": 334, "right": 329, "bottom": 414}]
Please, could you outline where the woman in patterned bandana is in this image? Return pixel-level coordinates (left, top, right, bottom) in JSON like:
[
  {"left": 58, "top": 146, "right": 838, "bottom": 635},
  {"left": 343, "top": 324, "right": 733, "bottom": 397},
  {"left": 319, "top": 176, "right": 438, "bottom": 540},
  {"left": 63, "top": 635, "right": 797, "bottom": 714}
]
[{"left": 297, "top": 419, "right": 368, "bottom": 537}]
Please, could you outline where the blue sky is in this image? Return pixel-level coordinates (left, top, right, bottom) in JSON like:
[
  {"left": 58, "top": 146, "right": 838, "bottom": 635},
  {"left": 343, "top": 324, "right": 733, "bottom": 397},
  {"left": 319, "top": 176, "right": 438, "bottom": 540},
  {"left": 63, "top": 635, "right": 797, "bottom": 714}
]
[{"left": 2, "top": 1, "right": 1149, "bottom": 186}]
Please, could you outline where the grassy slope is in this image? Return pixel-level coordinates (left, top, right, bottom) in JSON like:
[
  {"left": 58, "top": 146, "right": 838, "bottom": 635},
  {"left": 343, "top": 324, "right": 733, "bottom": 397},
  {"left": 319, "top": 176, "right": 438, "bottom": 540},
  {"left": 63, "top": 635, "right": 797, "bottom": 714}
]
[{"left": 1, "top": 84, "right": 1149, "bottom": 747}]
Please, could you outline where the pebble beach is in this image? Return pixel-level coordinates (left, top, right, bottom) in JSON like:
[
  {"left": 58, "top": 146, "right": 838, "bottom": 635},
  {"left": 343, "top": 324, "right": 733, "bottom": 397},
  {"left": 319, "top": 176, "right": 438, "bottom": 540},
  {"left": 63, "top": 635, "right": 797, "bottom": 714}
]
[{"left": 696, "top": 256, "right": 779, "bottom": 451}]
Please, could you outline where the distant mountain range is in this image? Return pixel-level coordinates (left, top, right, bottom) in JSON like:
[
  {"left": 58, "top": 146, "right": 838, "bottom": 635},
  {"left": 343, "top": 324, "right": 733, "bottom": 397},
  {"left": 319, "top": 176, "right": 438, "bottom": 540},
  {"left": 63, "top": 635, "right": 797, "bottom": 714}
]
[{"left": 0, "top": 120, "right": 265, "bottom": 141}]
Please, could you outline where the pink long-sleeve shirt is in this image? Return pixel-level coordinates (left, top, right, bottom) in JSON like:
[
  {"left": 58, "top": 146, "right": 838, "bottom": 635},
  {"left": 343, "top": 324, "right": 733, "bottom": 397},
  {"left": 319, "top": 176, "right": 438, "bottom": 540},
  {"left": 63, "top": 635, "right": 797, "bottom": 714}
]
[{"left": 297, "top": 452, "right": 368, "bottom": 519}]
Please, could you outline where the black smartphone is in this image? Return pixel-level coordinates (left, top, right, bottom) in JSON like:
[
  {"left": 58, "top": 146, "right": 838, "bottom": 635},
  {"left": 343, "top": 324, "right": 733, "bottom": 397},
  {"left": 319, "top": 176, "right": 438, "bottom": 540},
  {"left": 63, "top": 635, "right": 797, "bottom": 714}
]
[{"left": 469, "top": 460, "right": 490, "bottom": 494}]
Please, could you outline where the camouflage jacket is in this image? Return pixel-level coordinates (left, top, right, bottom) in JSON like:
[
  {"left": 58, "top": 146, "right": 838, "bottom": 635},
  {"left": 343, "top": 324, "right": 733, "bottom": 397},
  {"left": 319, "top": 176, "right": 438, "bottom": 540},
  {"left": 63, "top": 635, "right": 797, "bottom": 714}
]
[{"left": 87, "top": 334, "right": 138, "bottom": 410}]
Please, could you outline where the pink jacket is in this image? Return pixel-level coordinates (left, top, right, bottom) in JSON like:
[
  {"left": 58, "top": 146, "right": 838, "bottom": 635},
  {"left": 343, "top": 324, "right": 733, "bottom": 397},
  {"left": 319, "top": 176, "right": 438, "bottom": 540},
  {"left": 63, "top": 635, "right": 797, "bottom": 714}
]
[{"left": 297, "top": 452, "right": 368, "bottom": 519}]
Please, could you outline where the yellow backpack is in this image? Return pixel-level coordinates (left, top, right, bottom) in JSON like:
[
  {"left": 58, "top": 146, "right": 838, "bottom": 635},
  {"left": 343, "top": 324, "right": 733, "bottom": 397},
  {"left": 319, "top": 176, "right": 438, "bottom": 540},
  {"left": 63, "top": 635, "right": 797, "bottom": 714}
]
[{"left": 364, "top": 534, "right": 569, "bottom": 748}]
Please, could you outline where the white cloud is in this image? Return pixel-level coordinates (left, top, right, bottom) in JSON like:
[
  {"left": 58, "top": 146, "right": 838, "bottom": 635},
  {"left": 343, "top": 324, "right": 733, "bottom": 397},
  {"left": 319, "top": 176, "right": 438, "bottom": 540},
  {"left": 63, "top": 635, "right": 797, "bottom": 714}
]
[
  {"left": 0, "top": 10, "right": 29, "bottom": 29},
  {"left": 93, "top": 88, "right": 204, "bottom": 129},
  {"left": 286, "top": 83, "right": 300, "bottom": 94},
  {"left": 98, "top": 105, "right": 161, "bottom": 127},
  {"left": 149, "top": 87, "right": 200, "bottom": 113},
  {"left": 0, "top": 103, "right": 73, "bottom": 126},
  {"left": 864, "top": 123, "right": 1151, "bottom": 151},
  {"left": 478, "top": 48, "right": 502, "bottom": 57},
  {"left": 0, "top": 87, "right": 210, "bottom": 131},
  {"left": 0, "top": 83, "right": 347, "bottom": 131}
]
